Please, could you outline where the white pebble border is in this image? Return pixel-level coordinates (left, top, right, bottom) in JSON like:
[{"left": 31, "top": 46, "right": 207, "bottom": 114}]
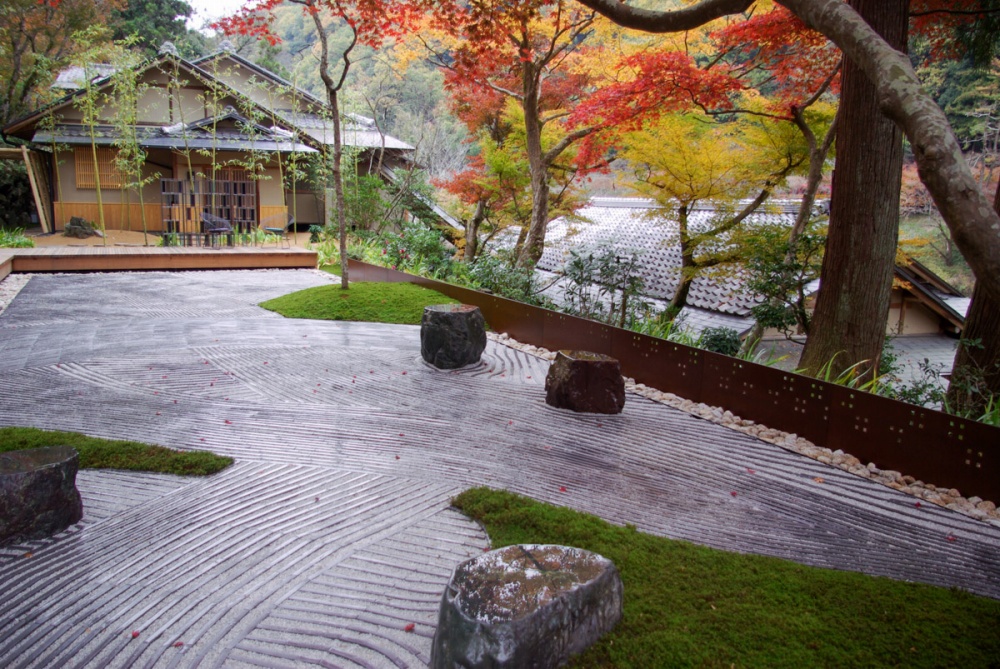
[
  {"left": 0, "top": 273, "right": 31, "bottom": 317},
  {"left": 489, "top": 331, "right": 1000, "bottom": 527}
]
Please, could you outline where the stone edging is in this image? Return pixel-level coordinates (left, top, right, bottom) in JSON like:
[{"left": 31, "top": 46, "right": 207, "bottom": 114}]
[{"left": 488, "top": 332, "right": 1000, "bottom": 527}]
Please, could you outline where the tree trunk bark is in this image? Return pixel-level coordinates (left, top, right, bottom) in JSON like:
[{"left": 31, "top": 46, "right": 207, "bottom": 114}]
[
  {"left": 517, "top": 63, "right": 550, "bottom": 268},
  {"left": 667, "top": 205, "right": 694, "bottom": 313},
  {"left": 946, "top": 180, "right": 1000, "bottom": 414},
  {"left": 331, "top": 90, "right": 349, "bottom": 289},
  {"left": 798, "top": 0, "right": 907, "bottom": 381},
  {"left": 465, "top": 199, "right": 486, "bottom": 263}
]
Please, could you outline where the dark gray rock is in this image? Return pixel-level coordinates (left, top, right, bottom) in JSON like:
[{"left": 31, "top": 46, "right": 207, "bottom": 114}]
[
  {"left": 421, "top": 304, "right": 487, "bottom": 369},
  {"left": 63, "top": 217, "right": 103, "bottom": 239},
  {"left": 545, "top": 350, "right": 625, "bottom": 414},
  {"left": 430, "top": 544, "right": 623, "bottom": 669},
  {"left": 0, "top": 446, "right": 83, "bottom": 545}
]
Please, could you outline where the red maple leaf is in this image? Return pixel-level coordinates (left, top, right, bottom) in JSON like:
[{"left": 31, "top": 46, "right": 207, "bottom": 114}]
[{"left": 404, "top": 623, "right": 415, "bottom": 632}]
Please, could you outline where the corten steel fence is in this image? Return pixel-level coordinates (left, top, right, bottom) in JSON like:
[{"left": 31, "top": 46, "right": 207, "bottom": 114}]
[{"left": 348, "top": 260, "right": 999, "bottom": 502}]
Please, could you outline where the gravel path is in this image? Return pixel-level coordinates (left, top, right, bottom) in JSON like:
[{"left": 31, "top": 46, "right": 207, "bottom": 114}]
[{"left": 1, "top": 270, "right": 998, "bottom": 668}]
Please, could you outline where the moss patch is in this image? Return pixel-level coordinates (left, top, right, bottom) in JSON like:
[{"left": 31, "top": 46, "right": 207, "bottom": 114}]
[
  {"left": 260, "top": 281, "right": 460, "bottom": 325},
  {"left": 0, "top": 427, "right": 232, "bottom": 476},
  {"left": 452, "top": 487, "right": 1000, "bottom": 668}
]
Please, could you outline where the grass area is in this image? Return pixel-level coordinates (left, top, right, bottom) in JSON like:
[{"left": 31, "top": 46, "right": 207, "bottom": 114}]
[
  {"left": 0, "top": 427, "right": 232, "bottom": 476},
  {"left": 261, "top": 281, "right": 459, "bottom": 325},
  {"left": 453, "top": 487, "right": 1000, "bottom": 669},
  {"left": 320, "top": 263, "right": 341, "bottom": 277},
  {"left": 0, "top": 227, "right": 34, "bottom": 248}
]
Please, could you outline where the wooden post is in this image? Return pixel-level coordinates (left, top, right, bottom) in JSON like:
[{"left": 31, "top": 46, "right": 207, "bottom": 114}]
[{"left": 21, "top": 147, "right": 51, "bottom": 233}]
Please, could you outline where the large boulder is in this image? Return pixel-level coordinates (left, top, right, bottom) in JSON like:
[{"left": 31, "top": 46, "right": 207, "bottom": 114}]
[
  {"left": 0, "top": 446, "right": 83, "bottom": 545},
  {"left": 430, "top": 544, "right": 623, "bottom": 669},
  {"left": 421, "top": 304, "right": 487, "bottom": 369},
  {"left": 545, "top": 350, "right": 625, "bottom": 414}
]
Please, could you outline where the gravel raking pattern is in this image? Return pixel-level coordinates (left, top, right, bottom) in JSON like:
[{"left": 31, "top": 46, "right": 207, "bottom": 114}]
[{"left": 0, "top": 270, "right": 999, "bottom": 668}]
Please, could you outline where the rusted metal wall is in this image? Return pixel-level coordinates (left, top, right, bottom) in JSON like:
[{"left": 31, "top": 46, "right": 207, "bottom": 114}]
[{"left": 349, "top": 260, "right": 999, "bottom": 501}]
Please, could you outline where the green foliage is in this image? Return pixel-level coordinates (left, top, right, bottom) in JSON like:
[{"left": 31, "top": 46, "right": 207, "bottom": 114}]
[
  {"left": 743, "top": 222, "right": 826, "bottom": 336},
  {"left": 0, "top": 161, "right": 35, "bottom": 230},
  {"left": 627, "top": 309, "right": 700, "bottom": 347},
  {"left": 467, "top": 251, "right": 549, "bottom": 307},
  {"left": 699, "top": 326, "right": 742, "bottom": 356},
  {"left": 260, "top": 282, "right": 460, "bottom": 325},
  {"left": 111, "top": 0, "right": 194, "bottom": 57},
  {"left": 0, "top": 227, "right": 35, "bottom": 248},
  {"left": 561, "top": 247, "right": 647, "bottom": 327},
  {"left": 452, "top": 487, "right": 1000, "bottom": 669},
  {"left": 0, "top": 427, "right": 232, "bottom": 476}
]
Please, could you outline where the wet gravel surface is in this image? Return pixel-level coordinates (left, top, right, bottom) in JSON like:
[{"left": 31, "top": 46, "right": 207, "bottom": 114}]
[{"left": 0, "top": 270, "right": 998, "bottom": 668}]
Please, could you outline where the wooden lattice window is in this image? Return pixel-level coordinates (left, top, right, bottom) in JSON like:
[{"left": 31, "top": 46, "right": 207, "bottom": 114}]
[{"left": 74, "top": 147, "right": 126, "bottom": 189}]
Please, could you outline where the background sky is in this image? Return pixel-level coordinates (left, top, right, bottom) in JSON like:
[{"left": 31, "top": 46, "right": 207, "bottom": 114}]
[{"left": 186, "top": 0, "right": 248, "bottom": 32}]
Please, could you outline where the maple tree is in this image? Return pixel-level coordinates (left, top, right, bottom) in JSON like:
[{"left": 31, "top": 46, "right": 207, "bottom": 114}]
[
  {"left": 415, "top": 0, "right": 630, "bottom": 267},
  {"left": 575, "top": 0, "right": 1000, "bottom": 311},
  {"left": 622, "top": 111, "right": 808, "bottom": 315},
  {"left": 218, "top": 0, "right": 413, "bottom": 288}
]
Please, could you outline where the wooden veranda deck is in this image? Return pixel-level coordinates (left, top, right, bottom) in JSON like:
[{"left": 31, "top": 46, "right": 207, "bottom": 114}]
[{"left": 0, "top": 244, "right": 317, "bottom": 275}]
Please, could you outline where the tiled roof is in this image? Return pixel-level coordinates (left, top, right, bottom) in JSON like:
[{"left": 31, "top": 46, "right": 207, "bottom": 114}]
[
  {"left": 32, "top": 124, "right": 316, "bottom": 154},
  {"left": 51, "top": 65, "right": 117, "bottom": 89},
  {"left": 537, "top": 198, "right": 801, "bottom": 316},
  {"left": 276, "top": 111, "right": 415, "bottom": 151}
]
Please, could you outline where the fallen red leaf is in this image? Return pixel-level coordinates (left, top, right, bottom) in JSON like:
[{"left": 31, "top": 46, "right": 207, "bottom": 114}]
[
  {"left": 199, "top": 438, "right": 205, "bottom": 442},
  {"left": 746, "top": 468, "right": 756, "bottom": 475},
  {"left": 946, "top": 534, "right": 957, "bottom": 543},
  {"left": 395, "top": 455, "right": 400, "bottom": 460},
  {"left": 399, "top": 433, "right": 405, "bottom": 437},
  {"left": 915, "top": 501, "right": 922, "bottom": 508},
  {"left": 224, "top": 420, "right": 232, "bottom": 425},
  {"left": 401, "top": 371, "right": 407, "bottom": 375},
  {"left": 404, "top": 623, "right": 415, "bottom": 633},
  {"left": 730, "top": 491, "right": 738, "bottom": 497},
  {"left": 559, "top": 486, "right": 567, "bottom": 493},
  {"left": 131, "top": 631, "right": 140, "bottom": 639},
  {"left": 173, "top": 641, "right": 184, "bottom": 648}
]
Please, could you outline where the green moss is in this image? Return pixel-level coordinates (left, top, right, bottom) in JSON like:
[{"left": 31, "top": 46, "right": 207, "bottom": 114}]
[
  {"left": 260, "top": 281, "right": 460, "bottom": 325},
  {"left": 0, "top": 427, "right": 232, "bottom": 476},
  {"left": 452, "top": 487, "right": 1000, "bottom": 668}
]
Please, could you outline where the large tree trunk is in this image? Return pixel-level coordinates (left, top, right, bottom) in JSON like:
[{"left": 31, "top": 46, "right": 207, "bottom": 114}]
[
  {"left": 798, "top": 0, "right": 907, "bottom": 381},
  {"left": 946, "top": 180, "right": 1000, "bottom": 414}
]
